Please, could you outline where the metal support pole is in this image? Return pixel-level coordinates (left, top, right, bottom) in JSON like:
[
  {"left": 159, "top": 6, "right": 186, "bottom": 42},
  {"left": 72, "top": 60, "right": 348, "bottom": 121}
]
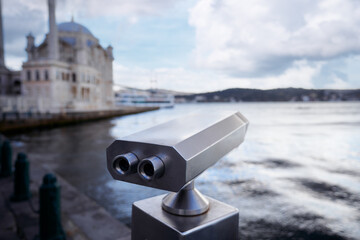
[
  {"left": 132, "top": 181, "right": 239, "bottom": 240},
  {"left": 39, "top": 173, "right": 66, "bottom": 240},
  {"left": 162, "top": 180, "right": 209, "bottom": 216},
  {"left": 0, "top": 140, "right": 12, "bottom": 177},
  {"left": 132, "top": 192, "right": 239, "bottom": 240},
  {"left": 11, "top": 153, "right": 31, "bottom": 201}
]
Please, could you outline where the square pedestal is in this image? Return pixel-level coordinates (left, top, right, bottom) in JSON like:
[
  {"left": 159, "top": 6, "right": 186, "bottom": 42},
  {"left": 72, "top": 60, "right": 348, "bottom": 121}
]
[{"left": 132, "top": 194, "right": 239, "bottom": 240}]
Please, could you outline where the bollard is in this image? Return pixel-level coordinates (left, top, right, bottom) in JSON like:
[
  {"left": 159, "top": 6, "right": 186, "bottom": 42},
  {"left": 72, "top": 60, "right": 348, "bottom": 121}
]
[
  {"left": 11, "top": 153, "right": 31, "bottom": 201},
  {"left": 0, "top": 140, "right": 12, "bottom": 177},
  {"left": 0, "top": 138, "right": 2, "bottom": 170},
  {"left": 39, "top": 174, "right": 66, "bottom": 240}
]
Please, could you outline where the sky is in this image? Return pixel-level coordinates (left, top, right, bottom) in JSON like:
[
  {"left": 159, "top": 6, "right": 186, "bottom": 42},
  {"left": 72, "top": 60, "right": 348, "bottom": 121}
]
[{"left": 2, "top": 0, "right": 360, "bottom": 92}]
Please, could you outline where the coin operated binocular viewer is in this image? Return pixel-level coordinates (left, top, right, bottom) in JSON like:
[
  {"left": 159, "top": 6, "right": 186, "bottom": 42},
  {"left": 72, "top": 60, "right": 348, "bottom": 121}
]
[{"left": 106, "top": 111, "right": 249, "bottom": 240}]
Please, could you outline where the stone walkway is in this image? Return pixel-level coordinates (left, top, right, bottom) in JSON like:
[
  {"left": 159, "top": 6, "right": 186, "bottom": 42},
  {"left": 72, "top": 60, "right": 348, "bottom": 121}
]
[
  {"left": 0, "top": 182, "right": 18, "bottom": 240},
  {"left": 0, "top": 162, "right": 131, "bottom": 240}
]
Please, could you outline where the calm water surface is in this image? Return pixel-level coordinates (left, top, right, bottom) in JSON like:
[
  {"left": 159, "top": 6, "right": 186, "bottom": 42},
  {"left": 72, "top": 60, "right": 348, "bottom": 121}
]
[{"left": 10, "top": 102, "right": 360, "bottom": 239}]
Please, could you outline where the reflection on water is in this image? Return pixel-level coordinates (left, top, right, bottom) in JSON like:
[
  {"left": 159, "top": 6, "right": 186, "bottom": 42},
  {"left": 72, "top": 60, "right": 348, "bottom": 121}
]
[{"left": 10, "top": 102, "right": 360, "bottom": 239}]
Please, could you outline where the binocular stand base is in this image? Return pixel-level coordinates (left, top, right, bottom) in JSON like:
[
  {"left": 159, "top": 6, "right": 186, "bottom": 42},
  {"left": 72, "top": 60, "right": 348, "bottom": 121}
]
[{"left": 132, "top": 194, "right": 239, "bottom": 240}]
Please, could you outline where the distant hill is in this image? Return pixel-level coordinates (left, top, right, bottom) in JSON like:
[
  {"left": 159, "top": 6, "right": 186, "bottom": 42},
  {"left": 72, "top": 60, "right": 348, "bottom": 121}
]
[
  {"left": 175, "top": 88, "right": 360, "bottom": 102},
  {"left": 145, "top": 88, "right": 191, "bottom": 96}
]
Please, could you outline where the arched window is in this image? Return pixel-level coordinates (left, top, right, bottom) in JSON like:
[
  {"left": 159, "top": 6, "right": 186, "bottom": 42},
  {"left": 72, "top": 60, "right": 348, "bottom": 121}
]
[
  {"left": 36, "top": 70, "right": 40, "bottom": 81},
  {"left": 72, "top": 73, "right": 76, "bottom": 83},
  {"left": 27, "top": 70, "right": 31, "bottom": 81},
  {"left": 45, "top": 70, "right": 49, "bottom": 81}
]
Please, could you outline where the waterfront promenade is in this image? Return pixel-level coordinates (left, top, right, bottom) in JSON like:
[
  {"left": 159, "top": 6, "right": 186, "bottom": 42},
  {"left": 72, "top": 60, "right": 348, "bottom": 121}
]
[{"left": 0, "top": 158, "right": 131, "bottom": 240}]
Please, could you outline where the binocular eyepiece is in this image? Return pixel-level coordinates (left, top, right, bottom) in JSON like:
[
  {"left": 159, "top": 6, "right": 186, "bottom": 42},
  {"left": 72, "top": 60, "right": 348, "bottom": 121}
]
[
  {"left": 112, "top": 152, "right": 138, "bottom": 175},
  {"left": 112, "top": 153, "right": 164, "bottom": 181},
  {"left": 107, "top": 111, "right": 249, "bottom": 192}
]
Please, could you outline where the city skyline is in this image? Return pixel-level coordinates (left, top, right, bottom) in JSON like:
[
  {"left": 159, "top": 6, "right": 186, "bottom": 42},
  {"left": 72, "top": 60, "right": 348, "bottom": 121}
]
[{"left": 2, "top": 0, "right": 360, "bottom": 93}]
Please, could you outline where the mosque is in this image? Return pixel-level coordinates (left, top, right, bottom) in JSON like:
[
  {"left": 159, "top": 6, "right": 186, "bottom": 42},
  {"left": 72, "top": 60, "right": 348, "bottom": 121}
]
[{"left": 0, "top": 0, "right": 114, "bottom": 112}]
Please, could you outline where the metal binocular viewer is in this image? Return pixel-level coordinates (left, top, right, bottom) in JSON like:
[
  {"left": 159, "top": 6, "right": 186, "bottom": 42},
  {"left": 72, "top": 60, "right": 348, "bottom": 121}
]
[{"left": 107, "top": 111, "right": 249, "bottom": 240}]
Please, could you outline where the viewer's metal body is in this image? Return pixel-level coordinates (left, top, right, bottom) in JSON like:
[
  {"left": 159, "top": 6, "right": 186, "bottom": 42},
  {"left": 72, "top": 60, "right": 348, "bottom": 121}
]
[{"left": 107, "top": 111, "right": 249, "bottom": 240}]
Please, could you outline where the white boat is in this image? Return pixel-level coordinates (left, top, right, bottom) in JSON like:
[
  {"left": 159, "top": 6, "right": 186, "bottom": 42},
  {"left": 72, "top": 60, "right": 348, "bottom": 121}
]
[{"left": 115, "top": 89, "right": 175, "bottom": 108}]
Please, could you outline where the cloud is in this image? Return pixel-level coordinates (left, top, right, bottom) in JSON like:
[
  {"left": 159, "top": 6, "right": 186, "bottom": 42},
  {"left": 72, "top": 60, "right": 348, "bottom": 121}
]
[
  {"left": 112, "top": 59, "right": 322, "bottom": 92},
  {"left": 189, "top": 0, "right": 360, "bottom": 77},
  {"left": 112, "top": 62, "right": 220, "bottom": 93},
  {"left": 324, "top": 75, "right": 352, "bottom": 89},
  {"left": 2, "top": 0, "right": 182, "bottom": 70},
  {"left": 4, "top": 0, "right": 360, "bottom": 90},
  {"left": 3, "top": 0, "right": 47, "bottom": 59},
  {"left": 59, "top": 0, "right": 180, "bottom": 20},
  {"left": 247, "top": 60, "right": 322, "bottom": 89},
  {"left": 5, "top": 56, "right": 24, "bottom": 70}
]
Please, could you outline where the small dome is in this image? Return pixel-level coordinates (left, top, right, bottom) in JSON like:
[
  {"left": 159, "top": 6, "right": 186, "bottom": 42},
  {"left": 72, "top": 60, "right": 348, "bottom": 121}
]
[{"left": 58, "top": 22, "right": 92, "bottom": 35}]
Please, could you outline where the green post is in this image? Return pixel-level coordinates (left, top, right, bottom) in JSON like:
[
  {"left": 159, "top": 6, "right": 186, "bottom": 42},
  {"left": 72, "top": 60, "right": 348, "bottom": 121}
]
[
  {"left": 11, "top": 153, "right": 31, "bottom": 201},
  {"left": 0, "top": 138, "right": 2, "bottom": 172},
  {"left": 0, "top": 140, "right": 12, "bottom": 177},
  {"left": 39, "top": 174, "right": 66, "bottom": 240}
]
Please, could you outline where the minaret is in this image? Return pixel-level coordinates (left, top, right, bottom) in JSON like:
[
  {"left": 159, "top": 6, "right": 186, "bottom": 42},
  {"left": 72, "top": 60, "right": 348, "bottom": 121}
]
[
  {"left": 26, "top": 33, "right": 35, "bottom": 61},
  {"left": 48, "top": 0, "right": 59, "bottom": 60},
  {"left": 0, "top": 0, "right": 5, "bottom": 67},
  {"left": 106, "top": 45, "right": 114, "bottom": 60}
]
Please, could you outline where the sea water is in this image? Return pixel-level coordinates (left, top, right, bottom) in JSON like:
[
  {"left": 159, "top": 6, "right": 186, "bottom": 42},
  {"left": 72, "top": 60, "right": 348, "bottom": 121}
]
[{"left": 11, "top": 102, "right": 360, "bottom": 239}]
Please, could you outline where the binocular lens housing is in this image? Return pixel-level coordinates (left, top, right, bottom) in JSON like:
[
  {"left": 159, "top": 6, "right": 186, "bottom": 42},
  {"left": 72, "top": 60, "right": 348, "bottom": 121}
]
[
  {"left": 107, "top": 111, "right": 249, "bottom": 192},
  {"left": 138, "top": 156, "right": 164, "bottom": 181},
  {"left": 112, "top": 153, "right": 165, "bottom": 181},
  {"left": 113, "top": 152, "right": 139, "bottom": 175}
]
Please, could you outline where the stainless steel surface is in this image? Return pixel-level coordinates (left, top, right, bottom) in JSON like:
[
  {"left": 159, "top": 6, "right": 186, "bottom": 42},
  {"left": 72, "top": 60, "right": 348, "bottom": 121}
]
[
  {"left": 162, "top": 181, "right": 209, "bottom": 216},
  {"left": 138, "top": 156, "right": 165, "bottom": 181},
  {"left": 107, "top": 111, "right": 249, "bottom": 192},
  {"left": 112, "top": 152, "right": 139, "bottom": 175},
  {"left": 132, "top": 194, "right": 239, "bottom": 240}
]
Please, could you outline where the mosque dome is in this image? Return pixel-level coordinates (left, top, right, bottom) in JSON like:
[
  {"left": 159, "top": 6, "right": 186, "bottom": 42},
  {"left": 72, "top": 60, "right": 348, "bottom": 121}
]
[{"left": 57, "top": 21, "right": 92, "bottom": 35}]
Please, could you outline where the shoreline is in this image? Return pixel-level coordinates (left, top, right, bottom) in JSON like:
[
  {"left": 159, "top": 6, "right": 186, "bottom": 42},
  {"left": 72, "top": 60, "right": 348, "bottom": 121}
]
[{"left": 0, "top": 106, "right": 158, "bottom": 134}]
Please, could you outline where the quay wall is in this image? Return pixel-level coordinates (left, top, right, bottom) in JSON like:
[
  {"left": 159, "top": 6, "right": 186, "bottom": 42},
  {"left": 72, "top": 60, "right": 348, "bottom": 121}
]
[{"left": 0, "top": 106, "right": 158, "bottom": 134}]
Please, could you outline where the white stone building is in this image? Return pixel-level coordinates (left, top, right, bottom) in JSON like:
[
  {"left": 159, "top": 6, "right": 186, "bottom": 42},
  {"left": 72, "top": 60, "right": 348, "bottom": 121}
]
[{"left": 21, "top": 0, "right": 114, "bottom": 112}]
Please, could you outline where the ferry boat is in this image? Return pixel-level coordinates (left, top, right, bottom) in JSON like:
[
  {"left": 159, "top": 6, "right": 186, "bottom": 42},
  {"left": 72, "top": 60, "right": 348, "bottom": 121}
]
[{"left": 115, "top": 89, "right": 175, "bottom": 108}]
